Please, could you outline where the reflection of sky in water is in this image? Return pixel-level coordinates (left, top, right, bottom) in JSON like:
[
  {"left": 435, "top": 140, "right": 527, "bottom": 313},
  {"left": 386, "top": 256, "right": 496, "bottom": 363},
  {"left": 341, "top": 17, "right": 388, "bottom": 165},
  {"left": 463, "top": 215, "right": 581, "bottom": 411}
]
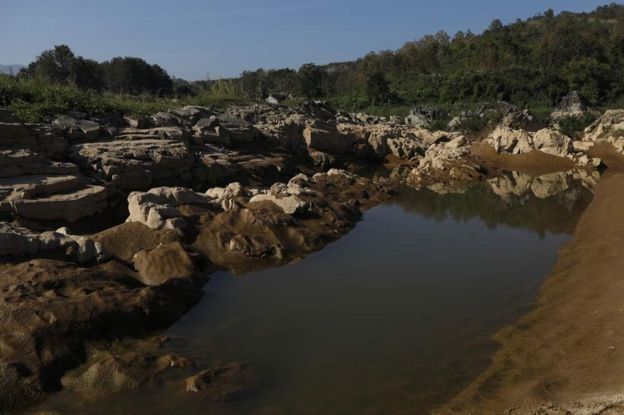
[{"left": 31, "top": 179, "right": 592, "bottom": 415}]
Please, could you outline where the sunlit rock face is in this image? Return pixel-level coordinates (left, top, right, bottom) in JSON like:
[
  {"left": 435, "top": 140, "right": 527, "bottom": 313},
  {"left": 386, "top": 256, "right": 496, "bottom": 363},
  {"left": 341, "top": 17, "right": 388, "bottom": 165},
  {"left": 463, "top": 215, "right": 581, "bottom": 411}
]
[{"left": 583, "top": 110, "right": 624, "bottom": 154}]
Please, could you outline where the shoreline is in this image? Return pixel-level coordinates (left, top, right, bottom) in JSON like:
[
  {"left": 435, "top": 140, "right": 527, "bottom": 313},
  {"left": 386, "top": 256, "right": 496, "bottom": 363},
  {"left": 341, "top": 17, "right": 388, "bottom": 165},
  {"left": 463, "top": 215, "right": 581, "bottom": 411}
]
[{"left": 438, "top": 170, "right": 624, "bottom": 414}]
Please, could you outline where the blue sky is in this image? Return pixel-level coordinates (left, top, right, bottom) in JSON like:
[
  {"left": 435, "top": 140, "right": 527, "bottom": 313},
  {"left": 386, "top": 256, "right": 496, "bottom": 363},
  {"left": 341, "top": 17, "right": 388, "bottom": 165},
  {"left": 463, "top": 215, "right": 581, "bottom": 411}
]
[{"left": 0, "top": 0, "right": 616, "bottom": 80}]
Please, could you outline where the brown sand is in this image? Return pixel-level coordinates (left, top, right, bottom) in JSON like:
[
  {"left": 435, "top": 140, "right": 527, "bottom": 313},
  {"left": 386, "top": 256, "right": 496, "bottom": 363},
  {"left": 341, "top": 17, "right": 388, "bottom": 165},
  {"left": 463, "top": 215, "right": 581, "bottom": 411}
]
[
  {"left": 588, "top": 141, "right": 624, "bottom": 170},
  {"left": 472, "top": 142, "right": 576, "bottom": 176},
  {"left": 438, "top": 171, "right": 624, "bottom": 414}
]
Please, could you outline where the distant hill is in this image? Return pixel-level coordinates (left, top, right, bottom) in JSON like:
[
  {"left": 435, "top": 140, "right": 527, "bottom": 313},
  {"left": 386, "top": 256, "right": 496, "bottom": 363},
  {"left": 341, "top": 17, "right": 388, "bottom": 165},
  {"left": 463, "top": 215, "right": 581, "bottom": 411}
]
[{"left": 0, "top": 65, "right": 24, "bottom": 75}]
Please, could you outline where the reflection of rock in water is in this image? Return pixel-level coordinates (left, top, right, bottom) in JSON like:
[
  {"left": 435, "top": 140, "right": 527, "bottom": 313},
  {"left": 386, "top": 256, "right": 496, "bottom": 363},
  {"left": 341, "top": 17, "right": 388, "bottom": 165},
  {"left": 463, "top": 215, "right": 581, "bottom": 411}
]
[
  {"left": 390, "top": 170, "right": 595, "bottom": 237},
  {"left": 487, "top": 170, "right": 600, "bottom": 211}
]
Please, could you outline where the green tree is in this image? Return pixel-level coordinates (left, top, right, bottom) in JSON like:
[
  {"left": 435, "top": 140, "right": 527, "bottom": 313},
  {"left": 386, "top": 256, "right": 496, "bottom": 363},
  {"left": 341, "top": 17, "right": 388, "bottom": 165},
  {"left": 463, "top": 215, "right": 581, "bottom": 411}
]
[
  {"left": 100, "top": 57, "right": 173, "bottom": 95},
  {"left": 366, "top": 72, "right": 391, "bottom": 105},
  {"left": 298, "top": 63, "right": 324, "bottom": 98},
  {"left": 22, "top": 45, "right": 76, "bottom": 84}
]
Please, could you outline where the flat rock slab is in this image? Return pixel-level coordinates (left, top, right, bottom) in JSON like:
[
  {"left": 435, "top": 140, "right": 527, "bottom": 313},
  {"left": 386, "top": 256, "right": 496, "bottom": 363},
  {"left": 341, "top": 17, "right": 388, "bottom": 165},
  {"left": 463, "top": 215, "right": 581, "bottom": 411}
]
[
  {"left": 11, "top": 184, "right": 109, "bottom": 222},
  {"left": 0, "top": 174, "right": 80, "bottom": 201}
]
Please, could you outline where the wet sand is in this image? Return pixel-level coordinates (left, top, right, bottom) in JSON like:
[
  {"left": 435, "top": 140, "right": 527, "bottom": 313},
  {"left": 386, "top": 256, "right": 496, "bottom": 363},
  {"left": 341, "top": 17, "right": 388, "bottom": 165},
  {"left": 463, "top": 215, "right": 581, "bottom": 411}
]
[{"left": 440, "top": 171, "right": 624, "bottom": 414}]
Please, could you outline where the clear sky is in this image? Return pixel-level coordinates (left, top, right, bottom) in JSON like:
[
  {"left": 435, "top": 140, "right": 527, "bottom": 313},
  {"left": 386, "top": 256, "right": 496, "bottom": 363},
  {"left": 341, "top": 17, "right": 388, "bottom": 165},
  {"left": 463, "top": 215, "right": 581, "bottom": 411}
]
[{"left": 0, "top": 0, "right": 617, "bottom": 80}]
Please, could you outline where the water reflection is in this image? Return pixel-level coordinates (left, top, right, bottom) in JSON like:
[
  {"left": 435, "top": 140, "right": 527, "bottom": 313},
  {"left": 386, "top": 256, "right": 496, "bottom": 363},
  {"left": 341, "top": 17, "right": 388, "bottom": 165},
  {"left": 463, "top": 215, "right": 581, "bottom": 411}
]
[{"left": 387, "top": 169, "right": 596, "bottom": 237}]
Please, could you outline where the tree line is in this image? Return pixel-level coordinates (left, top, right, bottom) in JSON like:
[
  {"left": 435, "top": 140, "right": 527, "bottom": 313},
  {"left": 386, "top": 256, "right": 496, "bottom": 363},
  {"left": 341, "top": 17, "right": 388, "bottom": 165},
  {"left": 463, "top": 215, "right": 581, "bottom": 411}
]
[
  {"left": 234, "top": 3, "right": 624, "bottom": 109},
  {"left": 15, "top": 3, "right": 624, "bottom": 110},
  {"left": 19, "top": 45, "right": 175, "bottom": 96}
]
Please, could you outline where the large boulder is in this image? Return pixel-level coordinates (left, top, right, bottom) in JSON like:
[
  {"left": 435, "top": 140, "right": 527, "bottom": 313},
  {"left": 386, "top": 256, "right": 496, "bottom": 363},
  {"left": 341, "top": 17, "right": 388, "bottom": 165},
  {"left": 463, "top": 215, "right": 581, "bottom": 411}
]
[
  {"left": 127, "top": 187, "right": 216, "bottom": 231},
  {"left": 500, "top": 109, "right": 534, "bottom": 130},
  {"left": 91, "top": 222, "right": 180, "bottom": 262},
  {"left": 405, "top": 108, "right": 433, "bottom": 129},
  {"left": 304, "top": 122, "right": 353, "bottom": 155},
  {"left": 551, "top": 92, "right": 594, "bottom": 120},
  {"left": 52, "top": 116, "right": 101, "bottom": 142},
  {"left": 132, "top": 242, "right": 195, "bottom": 286},
  {"left": 531, "top": 128, "right": 572, "bottom": 157}
]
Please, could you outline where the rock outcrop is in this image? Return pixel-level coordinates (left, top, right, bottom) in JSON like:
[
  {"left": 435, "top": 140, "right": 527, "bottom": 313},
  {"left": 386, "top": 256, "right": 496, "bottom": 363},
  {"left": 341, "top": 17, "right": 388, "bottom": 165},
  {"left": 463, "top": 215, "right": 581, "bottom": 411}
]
[
  {"left": 70, "top": 139, "right": 193, "bottom": 190},
  {"left": 582, "top": 109, "right": 624, "bottom": 154},
  {"left": 550, "top": 91, "right": 595, "bottom": 120}
]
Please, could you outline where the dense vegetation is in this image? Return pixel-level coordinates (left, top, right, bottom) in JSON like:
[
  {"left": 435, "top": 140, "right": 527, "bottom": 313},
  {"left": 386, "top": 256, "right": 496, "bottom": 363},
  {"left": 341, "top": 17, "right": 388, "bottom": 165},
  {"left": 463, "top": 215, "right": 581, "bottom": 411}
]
[
  {"left": 3, "top": 4, "right": 624, "bottom": 121},
  {"left": 235, "top": 4, "right": 624, "bottom": 113}
]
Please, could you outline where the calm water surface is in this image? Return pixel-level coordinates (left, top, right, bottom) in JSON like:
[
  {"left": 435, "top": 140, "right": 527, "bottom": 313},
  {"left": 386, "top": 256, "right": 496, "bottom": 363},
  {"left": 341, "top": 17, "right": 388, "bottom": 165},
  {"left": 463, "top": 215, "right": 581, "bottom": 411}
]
[{"left": 31, "top": 173, "right": 593, "bottom": 415}]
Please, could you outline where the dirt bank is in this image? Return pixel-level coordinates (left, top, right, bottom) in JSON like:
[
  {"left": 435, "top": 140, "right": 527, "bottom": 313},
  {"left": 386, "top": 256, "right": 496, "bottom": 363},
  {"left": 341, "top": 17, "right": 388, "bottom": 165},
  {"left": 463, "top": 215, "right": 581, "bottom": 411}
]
[
  {"left": 472, "top": 142, "right": 576, "bottom": 176},
  {"left": 439, "top": 171, "right": 624, "bottom": 414}
]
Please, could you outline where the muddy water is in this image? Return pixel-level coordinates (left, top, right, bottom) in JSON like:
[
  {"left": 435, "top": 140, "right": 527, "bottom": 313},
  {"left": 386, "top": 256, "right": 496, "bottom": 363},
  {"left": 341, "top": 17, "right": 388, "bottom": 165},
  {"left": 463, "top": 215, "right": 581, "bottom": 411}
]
[{"left": 30, "top": 173, "right": 593, "bottom": 415}]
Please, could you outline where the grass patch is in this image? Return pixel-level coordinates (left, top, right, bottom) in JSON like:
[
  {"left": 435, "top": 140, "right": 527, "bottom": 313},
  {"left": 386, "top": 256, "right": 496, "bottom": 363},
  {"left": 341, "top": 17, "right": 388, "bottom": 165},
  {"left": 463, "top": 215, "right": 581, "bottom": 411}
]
[{"left": 0, "top": 75, "right": 250, "bottom": 122}]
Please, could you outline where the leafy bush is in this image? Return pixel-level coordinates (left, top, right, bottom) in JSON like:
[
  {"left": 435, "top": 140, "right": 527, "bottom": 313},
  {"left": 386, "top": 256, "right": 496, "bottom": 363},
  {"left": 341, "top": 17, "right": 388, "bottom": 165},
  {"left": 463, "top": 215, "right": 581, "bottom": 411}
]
[{"left": 556, "top": 113, "right": 599, "bottom": 139}]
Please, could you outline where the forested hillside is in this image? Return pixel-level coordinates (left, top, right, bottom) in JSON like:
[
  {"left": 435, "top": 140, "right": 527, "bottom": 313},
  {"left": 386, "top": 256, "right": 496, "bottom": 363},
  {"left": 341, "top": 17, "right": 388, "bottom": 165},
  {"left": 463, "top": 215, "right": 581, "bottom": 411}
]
[
  {"left": 236, "top": 3, "right": 624, "bottom": 112},
  {"left": 3, "top": 3, "right": 624, "bottom": 120}
]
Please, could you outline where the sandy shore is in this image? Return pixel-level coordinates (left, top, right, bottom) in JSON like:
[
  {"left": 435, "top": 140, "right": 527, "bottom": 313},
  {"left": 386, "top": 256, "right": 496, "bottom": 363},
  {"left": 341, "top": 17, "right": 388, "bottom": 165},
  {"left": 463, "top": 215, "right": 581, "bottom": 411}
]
[
  {"left": 438, "top": 170, "right": 624, "bottom": 414},
  {"left": 472, "top": 142, "right": 576, "bottom": 176}
]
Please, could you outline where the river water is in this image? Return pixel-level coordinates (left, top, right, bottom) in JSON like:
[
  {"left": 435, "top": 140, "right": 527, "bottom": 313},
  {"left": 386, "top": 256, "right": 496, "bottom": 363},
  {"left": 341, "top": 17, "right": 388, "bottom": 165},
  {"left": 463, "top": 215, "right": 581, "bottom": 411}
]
[{"left": 29, "top": 171, "right": 594, "bottom": 415}]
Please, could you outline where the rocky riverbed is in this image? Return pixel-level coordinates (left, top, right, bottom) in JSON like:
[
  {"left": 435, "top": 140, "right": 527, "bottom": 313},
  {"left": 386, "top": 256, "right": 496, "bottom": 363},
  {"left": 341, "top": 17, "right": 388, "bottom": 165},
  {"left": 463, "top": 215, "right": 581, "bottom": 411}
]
[{"left": 1, "top": 100, "right": 624, "bottom": 413}]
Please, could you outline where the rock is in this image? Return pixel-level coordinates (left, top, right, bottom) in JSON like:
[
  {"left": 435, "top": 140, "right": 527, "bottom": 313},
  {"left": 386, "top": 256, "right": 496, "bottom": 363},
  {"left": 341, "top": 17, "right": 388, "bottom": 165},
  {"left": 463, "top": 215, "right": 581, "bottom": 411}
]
[
  {"left": 407, "top": 142, "right": 484, "bottom": 190},
  {"left": 116, "top": 127, "right": 187, "bottom": 142},
  {"left": 10, "top": 184, "right": 108, "bottom": 222},
  {"left": 218, "top": 115, "right": 259, "bottom": 143},
  {"left": 123, "top": 115, "right": 153, "bottom": 129},
  {"left": 150, "top": 111, "right": 184, "bottom": 127},
  {"left": 308, "top": 150, "right": 341, "bottom": 170},
  {"left": 0, "top": 149, "right": 78, "bottom": 178},
  {"left": 172, "top": 106, "right": 212, "bottom": 124},
  {"left": 387, "top": 137, "right": 422, "bottom": 160},
  {"left": 500, "top": 109, "right": 534, "bottom": 129},
  {"left": 55, "top": 227, "right": 104, "bottom": 263},
  {"left": 304, "top": 122, "right": 353, "bottom": 155},
  {"left": 444, "top": 135, "right": 467, "bottom": 150},
  {"left": 52, "top": 116, "right": 101, "bottom": 141},
  {"left": 0, "top": 174, "right": 80, "bottom": 206},
  {"left": 551, "top": 91, "right": 594, "bottom": 120},
  {"left": 531, "top": 128, "right": 572, "bottom": 157},
  {"left": 573, "top": 141, "right": 596, "bottom": 152},
  {"left": 132, "top": 242, "right": 195, "bottom": 286},
  {"left": 487, "top": 126, "right": 534, "bottom": 155},
  {"left": 0, "top": 223, "right": 101, "bottom": 262},
  {"left": 61, "top": 337, "right": 191, "bottom": 400},
  {"left": 69, "top": 139, "right": 193, "bottom": 190},
  {"left": 0, "top": 122, "right": 39, "bottom": 149},
  {"left": 127, "top": 187, "right": 215, "bottom": 230},
  {"left": 91, "top": 222, "right": 180, "bottom": 262},
  {"left": 583, "top": 110, "right": 624, "bottom": 153},
  {"left": 193, "top": 117, "right": 231, "bottom": 145},
  {"left": 185, "top": 362, "right": 256, "bottom": 401},
  {"left": 257, "top": 114, "right": 307, "bottom": 155},
  {"left": 405, "top": 109, "right": 433, "bottom": 129},
  {"left": 367, "top": 131, "right": 390, "bottom": 158},
  {"left": 0, "top": 259, "right": 201, "bottom": 410},
  {"left": 249, "top": 193, "right": 308, "bottom": 215}
]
